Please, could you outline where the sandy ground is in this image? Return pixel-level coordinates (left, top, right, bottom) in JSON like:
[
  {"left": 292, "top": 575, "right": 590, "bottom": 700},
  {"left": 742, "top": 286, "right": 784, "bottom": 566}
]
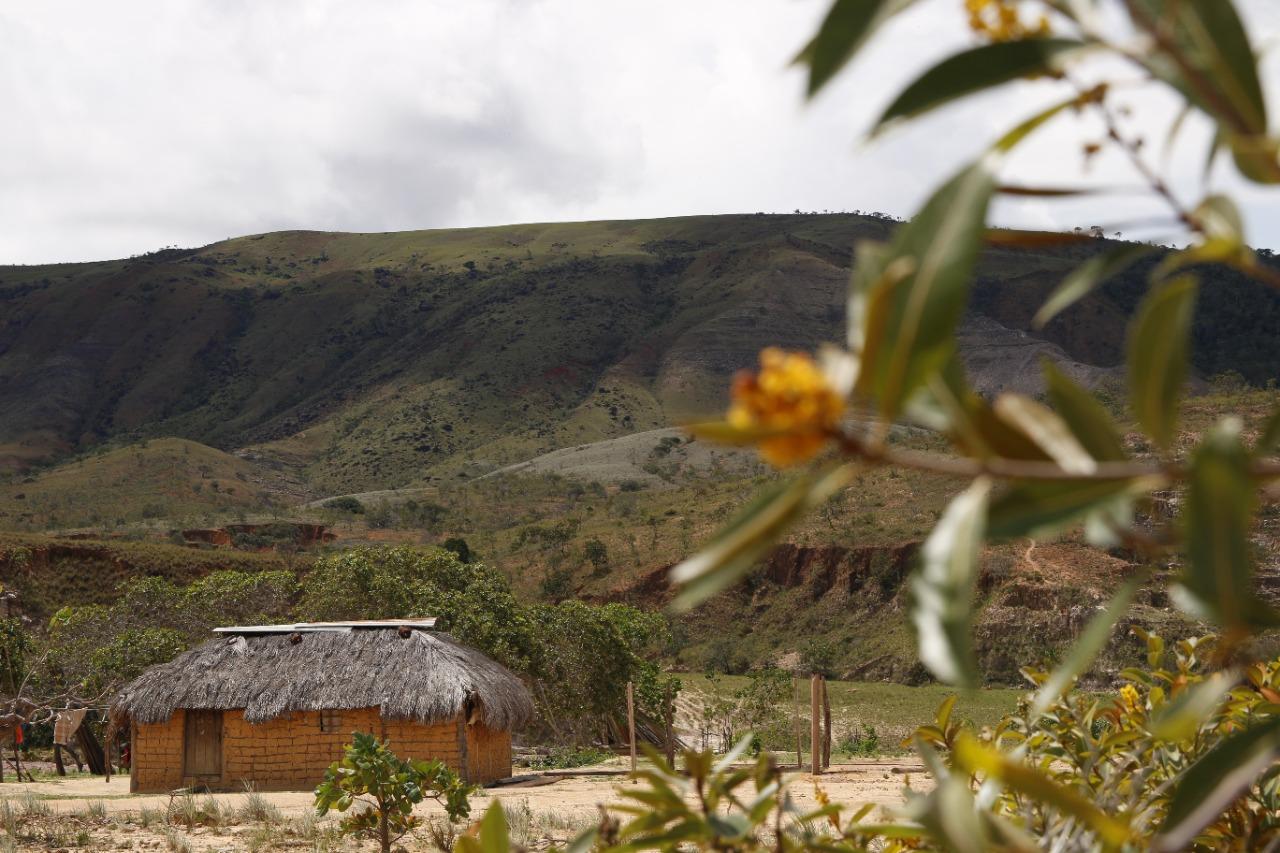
[
  {"left": 0, "top": 760, "right": 929, "bottom": 850},
  {"left": 6, "top": 760, "right": 925, "bottom": 817}
]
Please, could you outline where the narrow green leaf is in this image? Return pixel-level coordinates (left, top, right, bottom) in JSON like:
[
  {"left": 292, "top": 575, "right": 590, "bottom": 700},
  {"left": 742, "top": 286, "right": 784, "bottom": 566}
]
[
  {"left": 994, "top": 87, "right": 1103, "bottom": 154},
  {"left": 915, "top": 358, "right": 1052, "bottom": 462},
  {"left": 797, "top": 0, "right": 919, "bottom": 98},
  {"left": 712, "top": 734, "right": 755, "bottom": 774},
  {"left": 912, "top": 477, "right": 990, "bottom": 687},
  {"left": 1155, "top": 239, "right": 1254, "bottom": 281},
  {"left": 1229, "top": 134, "right": 1280, "bottom": 185},
  {"left": 985, "top": 229, "right": 1093, "bottom": 249},
  {"left": 924, "top": 776, "right": 986, "bottom": 853},
  {"left": 1032, "top": 576, "right": 1143, "bottom": 718},
  {"left": 1150, "top": 670, "right": 1237, "bottom": 742},
  {"left": 685, "top": 421, "right": 793, "bottom": 446},
  {"left": 1042, "top": 361, "right": 1127, "bottom": 462},
  {"left": 1131, "top": 0, "right": 1267, "bottom": 134},
  {"left": 1187, "top": 0, "right": 1267, "bottom": 131},
  {"left": 1127, "top": 275, "right": 1197, "bottom": 449},
  {"left": 853, "top": 159, "right": 997, "bottom": 419},
  {"left": 1175, "top": 419, "right": 1280, "bottom": 630},
  {"left": 1161, "top": 101, "right": 1194, "bottom": 168},
  {"left": 1132, "top": 626, "right": 1166, "bottom": 668},
  {"left": 875, "top": 39, "right": 1086, "bottom": 132},
  {"left": 936, "top": 694, "right": 958, "bottom": 732},
  {"left": 987, "top": 478, "right": 1152, "bottom": 542},
  {"left": 669, "top": 464, "right": 855, "bottom": 611},
  {"left": 993, "top": 393, "right": 1096, "bottom": 474},
  {"left": 1035, "top": 243, "right": 1154, "bottom": 328},
  {"left": 1196, "top": 193, "right": 1245, "bottom": 241},
  {"left": 953, "top": 735, "right": 1130, "bottom": 848},
  {"left": 563, "top": 826, "right": 599, "bottom": 853},
  {"left": 996, "top": 185, "right": 1093, "bottom": 197},
  {"left": 478, "top": 801, "right": 510, "bottom": 853},
  {"left": 1154, "top": 717, "right": 1280, "bottom": 852}
]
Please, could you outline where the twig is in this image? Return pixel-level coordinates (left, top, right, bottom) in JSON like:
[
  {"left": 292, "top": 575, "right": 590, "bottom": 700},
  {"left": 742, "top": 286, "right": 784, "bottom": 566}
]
[
  {"left": 1067, "top": 75, "right": 1202, "bottom": 236},
  {"left": 834, "top": 430, "right": 1280, "bottom": 484}
]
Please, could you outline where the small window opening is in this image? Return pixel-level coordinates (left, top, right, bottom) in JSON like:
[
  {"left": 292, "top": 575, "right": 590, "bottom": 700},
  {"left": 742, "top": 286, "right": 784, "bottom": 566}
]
[{"left": 319, "top": 710, "right": 342, "bottom": 733}]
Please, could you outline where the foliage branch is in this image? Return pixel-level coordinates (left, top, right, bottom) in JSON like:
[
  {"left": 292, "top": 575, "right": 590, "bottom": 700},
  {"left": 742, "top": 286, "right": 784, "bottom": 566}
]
[{"left": 663, "top": 0, "right": 1280, "bottom": 847}]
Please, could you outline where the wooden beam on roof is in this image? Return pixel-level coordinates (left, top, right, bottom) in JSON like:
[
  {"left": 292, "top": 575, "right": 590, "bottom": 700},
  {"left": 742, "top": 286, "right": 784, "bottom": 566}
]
[{"left": 212, "top": 618, "right": 438, "bottom": 635}]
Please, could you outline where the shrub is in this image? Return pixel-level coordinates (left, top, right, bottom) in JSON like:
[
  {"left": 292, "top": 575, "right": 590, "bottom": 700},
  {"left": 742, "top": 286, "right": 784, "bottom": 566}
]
[
  {"left": 314, "top": 732, "right": 472, "bottom": 853},
  {"left": 799, "top": 638, "right": 838, "bottom": 678},
  {"left": 836, "top": 723, "right": 879, "bottom": 757},
  {"left": 440, "top": 537, "right": 472, "bottom": 563},
  {"left": 321, "top": 496, "right": 365, "bottom": 515},
  {"left": 462, "top": 636, "right": 1280, "bottom": 851},
  {"left": 583, "top": 537, "right": 609, "bottom": 575}
]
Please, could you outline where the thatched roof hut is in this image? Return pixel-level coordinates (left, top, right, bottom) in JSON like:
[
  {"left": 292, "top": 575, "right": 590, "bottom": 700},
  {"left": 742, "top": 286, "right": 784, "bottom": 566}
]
[{"left": 113, "top": 620, "right": 533, "bottom": 792}]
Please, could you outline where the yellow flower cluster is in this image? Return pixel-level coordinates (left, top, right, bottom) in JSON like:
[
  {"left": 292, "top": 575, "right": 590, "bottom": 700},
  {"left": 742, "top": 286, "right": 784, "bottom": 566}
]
[
  {"left": 728, "top": 348, "right": 845, "bottom": 467},
  {"left": 964, "top": 0, "right": 1050, "bottom": 41},
  {"left": 1118, "top": 683, "right": 1143, "bottom": 714}
]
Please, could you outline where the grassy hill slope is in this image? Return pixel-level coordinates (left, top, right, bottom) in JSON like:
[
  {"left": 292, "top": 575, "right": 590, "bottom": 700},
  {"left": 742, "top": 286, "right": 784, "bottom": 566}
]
[
  {"left": 5, "top": 214, "right": 1279, "bottom": 499},
  {"left": 0, "top": 438, "right": 305, "bottom": 530}
]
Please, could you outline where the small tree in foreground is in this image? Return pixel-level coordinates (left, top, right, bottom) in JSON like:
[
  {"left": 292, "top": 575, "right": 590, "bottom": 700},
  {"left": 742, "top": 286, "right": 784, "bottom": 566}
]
[{"left": 314, "top": 732, "right": 473, "bottom": 853}]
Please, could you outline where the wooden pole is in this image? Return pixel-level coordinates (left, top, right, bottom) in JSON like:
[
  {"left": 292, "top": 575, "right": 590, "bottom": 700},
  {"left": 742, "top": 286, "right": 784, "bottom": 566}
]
[
  {"left": 810, "top": 674, "right": 821, "bottom": 776},
  {"left": 626, "top": 681, "right": 637, "bottom": 773},
  {"left": 822, "top": 676, "right": 832, "bottom": 770},
  {"left": 793, "top": 678, "right": 803, "bottom": 769},
  {"left": 663, "top": 683, "right": 676, "bottom": 768}
]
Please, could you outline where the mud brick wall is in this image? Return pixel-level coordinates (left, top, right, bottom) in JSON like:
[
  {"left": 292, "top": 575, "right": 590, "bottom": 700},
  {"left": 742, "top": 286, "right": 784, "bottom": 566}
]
[
  {"left": 221, "top": 708, "right": 387, "bottom": 792},
  {"left": 381, "top": 715, "right": 462, "bottom": 769},
  {"left": 131, "top": 706, "right": 512, "bottom": 793},
  {"left": 131, "top": 713, "right": 186, "bottom": 793}
]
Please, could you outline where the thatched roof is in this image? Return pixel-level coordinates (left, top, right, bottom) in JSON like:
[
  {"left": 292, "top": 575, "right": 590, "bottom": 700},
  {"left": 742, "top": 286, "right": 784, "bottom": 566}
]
[{"left": 111, "top": 625, "right": 533, "bottom": 730}]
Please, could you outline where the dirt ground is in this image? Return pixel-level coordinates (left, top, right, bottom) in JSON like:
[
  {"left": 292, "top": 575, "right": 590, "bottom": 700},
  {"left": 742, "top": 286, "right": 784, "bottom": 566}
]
[{"left": 0, "top": 759, "right": 928, "bottom": 850}]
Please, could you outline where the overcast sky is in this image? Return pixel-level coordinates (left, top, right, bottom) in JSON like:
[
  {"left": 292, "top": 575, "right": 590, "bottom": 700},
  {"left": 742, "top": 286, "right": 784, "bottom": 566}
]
[{"left": 2, "top": 0, "right": 1278, "bottom": 264}]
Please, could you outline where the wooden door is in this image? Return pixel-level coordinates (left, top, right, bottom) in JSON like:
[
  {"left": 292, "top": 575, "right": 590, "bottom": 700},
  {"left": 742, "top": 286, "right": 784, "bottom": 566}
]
[{"left": 183, "top": 710, "right": 222, "bottom": 782}]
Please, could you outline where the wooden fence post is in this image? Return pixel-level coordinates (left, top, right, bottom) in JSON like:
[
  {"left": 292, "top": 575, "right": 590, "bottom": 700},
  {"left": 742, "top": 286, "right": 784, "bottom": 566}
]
[
  {"left": 822, "top": 676, "right": 832, "bottom": 769},
  {"left": 626, "top": 681, "right": 637, "bottom": 773},
  {"left": 793, "top": 677, "right": 803, "bottom": 769},
  {"left": 810, "top": 674, "right": 821, "bottom": 775},
  {"left": 664, "top": 683, "right": 676, "bottom": 768}
]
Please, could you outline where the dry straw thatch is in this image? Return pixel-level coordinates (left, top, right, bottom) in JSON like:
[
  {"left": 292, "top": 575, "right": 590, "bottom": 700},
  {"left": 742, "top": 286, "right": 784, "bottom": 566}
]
[{"left": 111, "top": 627, "right": 533, "bottom": 730}]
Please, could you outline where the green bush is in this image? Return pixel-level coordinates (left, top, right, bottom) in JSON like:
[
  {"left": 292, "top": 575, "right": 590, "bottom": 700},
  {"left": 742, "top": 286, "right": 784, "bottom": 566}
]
[
  {"left": 322, "top": 496, "right": 365, "bottom": 514},
  {"left": 315, "top": 732, "right": 472, "bottom": 853},
  {"left": 459, "top": 636, "right": 1280, "bottom": 851},
  {"left": 524, "top": 746, "right": 613, "bottom": 771}
]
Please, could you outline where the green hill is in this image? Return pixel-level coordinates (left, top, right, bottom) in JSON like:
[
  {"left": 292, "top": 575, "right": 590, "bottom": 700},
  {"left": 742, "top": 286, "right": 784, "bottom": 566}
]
[
  {"left": 5, "top": 213, "right": 1279, "bottom": 500},
  {"left": 0, "top": 438, "right": 305, "bottom": 531}
]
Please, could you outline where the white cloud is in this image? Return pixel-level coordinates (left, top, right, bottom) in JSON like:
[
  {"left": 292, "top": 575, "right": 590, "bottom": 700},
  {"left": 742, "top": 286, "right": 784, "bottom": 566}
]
[{"left": 0, "top": 0, "right": 1277, "bottom": 263}]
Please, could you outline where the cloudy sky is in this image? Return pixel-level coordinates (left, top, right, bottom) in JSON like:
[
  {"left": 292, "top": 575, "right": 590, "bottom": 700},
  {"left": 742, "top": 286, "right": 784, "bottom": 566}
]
[{"left": 2, "top": 0, "right": 1278, "bottom": 264}]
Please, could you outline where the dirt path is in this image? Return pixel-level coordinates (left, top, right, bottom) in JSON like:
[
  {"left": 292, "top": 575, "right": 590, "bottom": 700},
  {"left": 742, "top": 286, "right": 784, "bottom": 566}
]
[
  {"left": 5, "top": 759, "right": 925, "bottom": 818},
  {"left": 0, "top": 761, "right": 929, "bottom": 850}
]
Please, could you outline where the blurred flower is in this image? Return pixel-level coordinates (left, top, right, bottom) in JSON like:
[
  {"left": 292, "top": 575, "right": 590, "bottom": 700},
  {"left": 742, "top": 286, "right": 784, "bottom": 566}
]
[
  {"left": 728, "top": 347, "right": 845, "bottom": 467},
  {"left": 965, "top": 0, "right": 1050, "bottom": 42},
  {"left": 1119, "top": 683, "right": 1143, "bottom": 713}
]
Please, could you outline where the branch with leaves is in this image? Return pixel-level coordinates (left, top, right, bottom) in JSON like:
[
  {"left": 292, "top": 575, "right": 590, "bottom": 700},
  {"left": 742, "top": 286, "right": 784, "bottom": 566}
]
[{"left": 663, "top": 0, "right": 1280, "bottom": 849}]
